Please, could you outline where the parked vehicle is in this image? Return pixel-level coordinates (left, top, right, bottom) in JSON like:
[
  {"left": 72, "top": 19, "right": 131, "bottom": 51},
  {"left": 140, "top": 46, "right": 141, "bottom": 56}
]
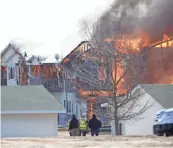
[
  {"left": 153, "top": 108, "right": 173, "bottom": 136},
  {"left": 154, "top": 110, "right": 165, "bottom": 125},
  {"left": 100, "top": 125, "right": 111, "bottom": 132}
]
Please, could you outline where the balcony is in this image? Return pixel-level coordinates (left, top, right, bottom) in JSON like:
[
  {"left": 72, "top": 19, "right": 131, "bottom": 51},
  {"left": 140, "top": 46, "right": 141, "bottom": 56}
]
[
  {"left": 30, "top": 78, "right": 63, "bottom": 92},
  {"left": 29, "top": 78, "right": 109, "bottom": 93},
  {"left": 76, "top": 78, "right": 112, "bottom": 91},
  {"left": 29, "top": 78, "right": 75, "bottom": 92}
]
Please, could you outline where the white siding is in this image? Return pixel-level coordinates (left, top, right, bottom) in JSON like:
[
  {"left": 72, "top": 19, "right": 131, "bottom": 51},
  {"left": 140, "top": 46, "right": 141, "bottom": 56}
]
[
  {"left": 51, "top": 92, "right": 87, "bottom": 119},
  {"left": 2, "top": 49, "right": 20, "bottom": 86},
  {"left": 51, "top": 92, "right": 64, "bottom": 104},
  {"left": 6, "top": 55, "right": 19, "bottom": 66},
  {"left": 1, "top": 48, "right": 18, "bottom": 65},
  {"left": 124, "top": 93, "right": 164, "bottom": 136},
  {"left": 1, "top": 114, "right": 57, "bottom": 137},
  {"left": 52, "top": 92, "right": 78, "bottom": 114}
]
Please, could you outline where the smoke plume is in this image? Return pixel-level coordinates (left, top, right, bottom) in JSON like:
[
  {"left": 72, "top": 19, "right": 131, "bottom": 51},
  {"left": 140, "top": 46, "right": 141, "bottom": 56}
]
[
  {"left": 94, "top": 0, "right": 173, "bottom": 44},
  {"left": 140, "top": 0, "right": 173, "bottom": 42}
]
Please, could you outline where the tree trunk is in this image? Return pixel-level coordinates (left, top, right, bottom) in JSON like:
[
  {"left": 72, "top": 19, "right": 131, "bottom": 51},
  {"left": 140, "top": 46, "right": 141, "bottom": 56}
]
[
  {"left": 111, "top": 116, "right": 120, "bottom": 136},
  {"left": 113, "top": 102, "right": 120, "bottom": 136},
  {"left": 114, "top": 118, "right": 120, "bottom": 135}
]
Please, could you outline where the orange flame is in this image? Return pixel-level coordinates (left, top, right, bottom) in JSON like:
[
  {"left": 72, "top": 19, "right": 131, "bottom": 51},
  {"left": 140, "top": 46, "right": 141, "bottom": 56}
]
[
  {"left": 104, "top": 34, "right": 173, "bottom": 53},
  {"left": 103, "top": 32, "right": 173, "bottom": 94}
]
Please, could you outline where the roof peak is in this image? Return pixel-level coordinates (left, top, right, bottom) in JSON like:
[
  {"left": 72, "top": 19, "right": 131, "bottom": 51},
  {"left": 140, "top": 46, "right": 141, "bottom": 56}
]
[{"left": 139, "top": 84, "right": 173, "bottom": 108}]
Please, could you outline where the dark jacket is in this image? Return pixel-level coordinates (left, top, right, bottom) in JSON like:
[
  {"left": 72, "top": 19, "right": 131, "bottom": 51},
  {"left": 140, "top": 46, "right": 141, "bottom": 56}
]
[
  {"left": 88, "top": 116, "right": 102, "bottom": 130},
  {"left": 69, "top": 117, "right": 79, "bottom": 130}
]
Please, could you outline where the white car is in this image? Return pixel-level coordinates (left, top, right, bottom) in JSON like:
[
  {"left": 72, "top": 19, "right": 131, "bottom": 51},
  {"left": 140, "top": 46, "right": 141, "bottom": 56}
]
[
  {"left": 154, "top": 110, "right": 165, "bottom": 125},
  {"left": 153, "top": 108, "right": 173, "bottom": 136}
]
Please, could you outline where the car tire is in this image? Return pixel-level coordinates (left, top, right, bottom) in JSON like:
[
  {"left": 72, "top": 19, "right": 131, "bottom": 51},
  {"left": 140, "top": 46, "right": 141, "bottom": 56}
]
[{"left": 165, "top": 133, "right": 170, "bottom": 137}]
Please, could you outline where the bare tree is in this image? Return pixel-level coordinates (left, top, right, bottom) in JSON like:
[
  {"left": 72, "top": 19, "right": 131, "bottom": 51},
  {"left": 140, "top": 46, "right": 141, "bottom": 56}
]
[{"left": 73, "top": 6, "right": 153, "bottom": 135}]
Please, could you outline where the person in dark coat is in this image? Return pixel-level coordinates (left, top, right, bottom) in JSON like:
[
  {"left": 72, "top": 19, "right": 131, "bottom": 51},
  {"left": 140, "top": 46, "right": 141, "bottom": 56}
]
[
  {"left": 88, "top": 114, "right": 102, "bottom": 136},
  {"left": 69, "top": 114, "right": 79, "bottom": 136}
]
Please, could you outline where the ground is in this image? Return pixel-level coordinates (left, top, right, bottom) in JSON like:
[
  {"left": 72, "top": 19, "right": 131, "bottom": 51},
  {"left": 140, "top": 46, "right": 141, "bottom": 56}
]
[{"left": 1, "top": 132, "right": 173, "bottom": 148}]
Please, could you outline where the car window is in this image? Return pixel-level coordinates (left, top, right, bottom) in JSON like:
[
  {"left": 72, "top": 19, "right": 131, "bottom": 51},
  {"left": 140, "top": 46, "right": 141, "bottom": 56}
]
[{"left": 165, "top": 111, "right": 173, "bottom": 117}]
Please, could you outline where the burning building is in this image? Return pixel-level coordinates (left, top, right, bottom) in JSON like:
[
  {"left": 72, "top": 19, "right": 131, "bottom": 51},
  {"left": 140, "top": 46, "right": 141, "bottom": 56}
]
[
  {"left": 57, "top": 0, "right": 173, "bottom": 118},
  {"left": 100, "top": 0, "right": 173, "bottom": 88},
  {"left": 142, "top": 43, "right": 173, "bottom": 84},
  {"left": 61, "top": 36, "right": 173, "bottom": 120}
]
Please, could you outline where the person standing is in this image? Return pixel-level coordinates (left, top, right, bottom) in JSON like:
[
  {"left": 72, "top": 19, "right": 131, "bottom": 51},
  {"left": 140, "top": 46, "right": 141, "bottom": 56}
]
[
  {"left": 69, "top": 114, "right": 79, "bottom": 136},
  {"left": 79, "top": 115, "right": 88, "bottom": 136},
  {"left": 88, "top": 114, "right": 102, "bottom": 136}
]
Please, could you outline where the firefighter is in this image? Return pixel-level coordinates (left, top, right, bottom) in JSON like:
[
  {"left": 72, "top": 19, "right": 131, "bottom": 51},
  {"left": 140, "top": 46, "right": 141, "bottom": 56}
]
[{"left": 79, "top": 114, "right": 88, "bottom": 136}]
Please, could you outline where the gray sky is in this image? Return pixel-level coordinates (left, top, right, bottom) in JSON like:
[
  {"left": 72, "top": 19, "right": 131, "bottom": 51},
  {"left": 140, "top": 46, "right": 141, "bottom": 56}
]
[{"left": 0, "top": 0, "right": 113, "bottom": 62}]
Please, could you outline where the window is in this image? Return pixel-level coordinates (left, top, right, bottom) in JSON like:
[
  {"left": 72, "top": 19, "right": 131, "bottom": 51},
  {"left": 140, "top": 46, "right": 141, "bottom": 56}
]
[
  {"left": 105, "top": 107, "right": 111, "bottom": 114},
  {"left": 67, "top": 100, "right": 71, "bottom": 113},
  {"left": 64, "top": 100, "right": 65, "bottom": 108},
  {"left": 76, "top": 104, "right": 78, "bottom": 117},
  {"left": 8, "top": 67, "right": 15, "bottom": 79},
  {"left": 72, "top": 100, "right": 74, "bottom": 114},
  {"left": 101, "top": 107, "right": 107, "bottom": 113},
  {"left": 64, "top": 100, "right": 72, "bottom": 113},
  {"left": 64, "top": 100, "right": 66, "bottom": 108},
  {"left": 1, "top": 66, "right": 7, "bottom": 79}
]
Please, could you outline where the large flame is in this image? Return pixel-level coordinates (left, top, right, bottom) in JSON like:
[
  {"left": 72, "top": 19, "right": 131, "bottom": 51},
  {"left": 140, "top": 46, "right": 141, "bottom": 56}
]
[
  {"left": 80, "top": 33, "right": 173, "bottom": 99},
  {"left": 104, "top": 31, "right": 173, "bottom": 94},
  {"left": 104, "top": 34, "right": 173, "bottom": 53}
]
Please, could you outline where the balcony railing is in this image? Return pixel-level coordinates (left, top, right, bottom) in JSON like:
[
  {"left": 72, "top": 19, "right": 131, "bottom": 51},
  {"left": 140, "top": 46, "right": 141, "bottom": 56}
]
[
  {"left": 29, "top": 78, "right": 109, "bottom": 93},
  {"left": 75, "top": 79, "right": 112, "bottom": 90},
  {"left": 30, "top": 78, "right": 63, "bottom": 92},
  {"left": 29, "top": 78, "right": 75, "bottom": 92}
]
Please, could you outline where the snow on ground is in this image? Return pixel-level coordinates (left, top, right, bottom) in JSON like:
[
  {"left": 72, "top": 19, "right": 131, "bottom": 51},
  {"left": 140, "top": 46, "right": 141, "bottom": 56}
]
[{"left": 1, "top": 132, "right": 173, "bottom": 148}]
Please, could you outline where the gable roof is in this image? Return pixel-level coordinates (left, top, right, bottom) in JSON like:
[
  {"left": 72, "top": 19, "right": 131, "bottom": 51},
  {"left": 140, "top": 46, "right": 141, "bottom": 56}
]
[
  {"left": 60, "top": 41, "right": 90, "bottom": 64},
  {"left": 1, "top": 42, "right": 34, "bottom": 65},
  {"left": 1, "top": 44, "right": 11, "bottom": 57},
  {"left": 140, "top": 84, "right": 173, "bottom": 108},
  {"left": 1, "top": 43, "right": 21, "bottom": 66},
  {"left": 1, "top": 85, "right": 65, "bottom": 114}
]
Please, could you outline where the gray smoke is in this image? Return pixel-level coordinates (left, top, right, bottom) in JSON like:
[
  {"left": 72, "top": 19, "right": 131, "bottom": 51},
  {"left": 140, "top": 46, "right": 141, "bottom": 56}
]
[
  {"left": 94, "top": 0, "right": 173, "bottom": 43},
  {"left": 140, "top": 0, "right": 173, "bottom": 42}
]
